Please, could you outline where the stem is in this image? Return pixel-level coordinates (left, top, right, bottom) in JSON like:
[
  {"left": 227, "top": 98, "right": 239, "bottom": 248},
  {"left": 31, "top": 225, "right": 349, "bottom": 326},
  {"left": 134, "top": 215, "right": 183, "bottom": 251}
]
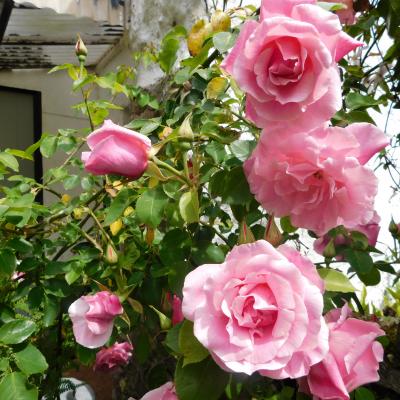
[
  {"left": 87, "top": 208, "right": 115, "bottom": 250},
  {"left": 152, "top": 156, "right": 192, "bottom": 186},
  {"left": 200, "top": 220, "right": 231, "bottom": 247},
  {"left": 231, "top": 110, "right": 257, "bottom": 129}
]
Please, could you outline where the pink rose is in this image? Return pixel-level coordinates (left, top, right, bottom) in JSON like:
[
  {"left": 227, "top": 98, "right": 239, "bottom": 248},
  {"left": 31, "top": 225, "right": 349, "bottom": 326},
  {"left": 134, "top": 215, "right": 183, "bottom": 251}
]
[
  {"left": 140, "top": 382, "right": 177, "bottom": 400},
  {"left": 244, "top": 123, "right": 388, "bottom": 235},
  {"left": 314, "top": 211, "right": 380, "bottom": 258},
  {"left": 298, "top": 304, "right": 384, "bottom": 399},
  {"left": 327, "top": 0, "right": 356, "bottom": 25},
  {"left": 81, "top": 119, "right": 151, "bottom": 179},
  {"left": 221, "top": 0, "right": 362, "bottom": 129},
  {"left": 182, "top": 240, "right": 329, "bottom": 379},
  {"left": 166, "top": 293, "right": 184, "bottom": 326},
  {"left": 68, "top": 291, "right": 123, "bottom": 348},
  {"left": 94, "top": 341, "right": 133, "bottom": 371}
]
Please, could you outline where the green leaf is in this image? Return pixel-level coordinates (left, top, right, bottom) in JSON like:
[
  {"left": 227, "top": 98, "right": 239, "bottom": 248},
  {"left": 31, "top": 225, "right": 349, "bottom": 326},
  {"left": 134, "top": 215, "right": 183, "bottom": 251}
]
[
  {"left": 165, "top": 323, "right": 182, "bottom": 354},
  {"left": 136, "top": 187, "right": 169, "bottom": 228},
  {"left": 0, "top": 372, "right": 38, "bottom": 400},
  {"left": 210, "top": 167, "right": 253, "bottom": 205},
  {"left": 8, "top": 238, "right": 33, "bottom": 254},
  {"left": 140, "top": 120, "right": 161, "bottom": 135},
  {"left": 5, "top": 149, "right": 33, "bottom": 161},
  {"left": 0, "top": 152, "right": 19, "bottom": 172},
  {"left": 0, "top": 320, "right": 36, "bottom": 344},
  {"left": 206, "top": 77, "right": 228, "bottom": 99},
  {"left": 317, "top": 1, "right": 347, "bottom": 11},
  {"left": 104, "top": 188, "right": 131, "bottom": 226},
  {"left": 159, "top": 37, "right": 180, "bottom": 73},
  {"left": 280, "top": 216, "right": 298, "bottom": 233},
  {"left": 213, "top": 32, "right": 236, "bottom": 53},
  {"left": 43, "top": 296, "right": 59, "bottom": 327},
  {"left": 205, "top": 142, "right": 226, "bottom": 164},
  {"left": 229, "top": 140, "right": 256, "bottom": 162},
  {"left": 40, "top": 135, "right": 58, "bottom": 158},
  {"left": 355, "top": 387, "right": 375, "bottom": 400},
  {"left": 179, "top": 321, "right": 209, "bottom": 366},
  {"left": 0, "top": 358, "right": 9, "bottom": 372},
  {"left": 76, "top": 345, "right": 97, "bottom": 366},
  {"left": 318, "top": 269, "right": 355, "bottom": 293},
  {"left": 342, "top": 249, "right": 374, "bottom": 274},
  {"left": 0, "top": 249, "right": 16, "bottom": 277},
  {"left": 346, "top": 92, "right": 383, "bottom": 111},
  {"left": 63, "top": 175, "right": 80, "bottom": 190},
  {"left": 358, "top": 268, "right": 381, "bottom": 286},
  {"left": 179, "top": 190, "right": 199, "bottom": 224},
  {"left": 175, "top": 357, "right": 229, "bottom": 400},
  {"left": 14, "top": 344, "right": 48, "bottom": 376}
]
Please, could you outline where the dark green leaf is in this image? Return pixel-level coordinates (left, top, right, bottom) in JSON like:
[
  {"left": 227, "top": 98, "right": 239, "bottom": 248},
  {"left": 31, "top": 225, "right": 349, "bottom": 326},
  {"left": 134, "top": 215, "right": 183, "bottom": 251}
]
[
  {"left": 104, "top": 188, "right": 131, "bottom": 226},
  {"left": 179, "top": 321, "right": 209, "bottom": 366},
  {"left": 343, "top": 249, "right": 374, "bottom": 274},
  {"left": 175, "top": 357, "right": 229, "bottom": 400},
  {"left": 136, "top": 187, "right": 169, "bottom": 228},
  {"left": 0, "top": 249, "right": 16, "bottom": 277}
]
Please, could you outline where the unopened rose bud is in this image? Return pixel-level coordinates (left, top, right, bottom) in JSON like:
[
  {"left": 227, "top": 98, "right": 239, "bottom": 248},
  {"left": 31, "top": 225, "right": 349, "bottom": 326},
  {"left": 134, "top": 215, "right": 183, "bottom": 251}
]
[
  {"left": 145, "top": 226, "right": 155, "bottom": 245},
  {"left": 73, "top": 207, "right": 84, "bottom": 220},
  {"left": 265, "top": 218, "right": 283, "bottom": 247},
  {"left": 75, "top": 35, "right": 88, "bottom": 62},
  {"left": 211, "top": 10, "right": 231, "bottom": 33},
  {"left": 110, "top": 218, "right": 123, "bottom": 236},
  {"left": 323, "top": 239, "right": 336, "bottom": 259},
  {"left": 105, "top": 243, "right": 118, "bottom": 264},
  {"left": 389, "top": 219, "right": 400, "bottom": 239},
  {"left": 123, "top": 206, "right": 134, "bottom": 217},
  {"left": 61, "top": 194, "right": 71, "bottom": 205},
  {"left": 238, "top": 220, "right": 255, "bottom": 244}
]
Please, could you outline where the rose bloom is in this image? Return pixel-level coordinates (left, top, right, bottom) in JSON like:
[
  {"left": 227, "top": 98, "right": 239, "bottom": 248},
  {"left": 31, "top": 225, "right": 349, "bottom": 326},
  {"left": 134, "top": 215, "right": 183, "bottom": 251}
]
[
  {"left": 182, "top": 240, "right": 329, "bottom": 379},
  {"left": 298, "top": 304, "right": 384, "bottom": 400},
  {"left": 314, "top": 211, "right": 380, "bottom": 259},
  {"left": 140, "top": 382, "right": 177, "bottom": 400},
  {"left": 81, "top": 119, "right": 151, "bottom": 179},
  {"left": 68, "top": 291, "right": 123, "bottom": 348},
  {"left": 221, "top": 0, "right": 362, "bottom": 129},
  {"left": 244, "top": 123, "right": 388, "bottom": 236},
  {"left": 94, "top": 341, "right": 133, "bottom": 371},
  {"left": 327, "top": 0, "right": 355, "bottom": 25}
]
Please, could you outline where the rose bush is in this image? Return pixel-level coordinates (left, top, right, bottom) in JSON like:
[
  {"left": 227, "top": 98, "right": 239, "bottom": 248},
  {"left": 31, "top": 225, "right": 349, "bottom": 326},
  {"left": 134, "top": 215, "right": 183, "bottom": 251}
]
[
  {"left": 182, "top": 240, "right": 328, "bottom": 378},
  {"left": 244, "top": 123, "right": 388, "bottom": 235},
  {"left": 222, "top": 0, "right": 361, "bottom": 129}
]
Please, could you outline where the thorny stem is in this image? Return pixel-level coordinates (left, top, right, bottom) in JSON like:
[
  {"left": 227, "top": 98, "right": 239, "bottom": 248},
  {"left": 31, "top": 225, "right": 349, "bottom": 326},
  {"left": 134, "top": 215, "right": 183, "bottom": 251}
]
[
  {"left": 87, "top": 208, "right": 116, "bottom": 250},
  {"left": 152, "top": 156, "right": 192, "bottom": 186}
]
